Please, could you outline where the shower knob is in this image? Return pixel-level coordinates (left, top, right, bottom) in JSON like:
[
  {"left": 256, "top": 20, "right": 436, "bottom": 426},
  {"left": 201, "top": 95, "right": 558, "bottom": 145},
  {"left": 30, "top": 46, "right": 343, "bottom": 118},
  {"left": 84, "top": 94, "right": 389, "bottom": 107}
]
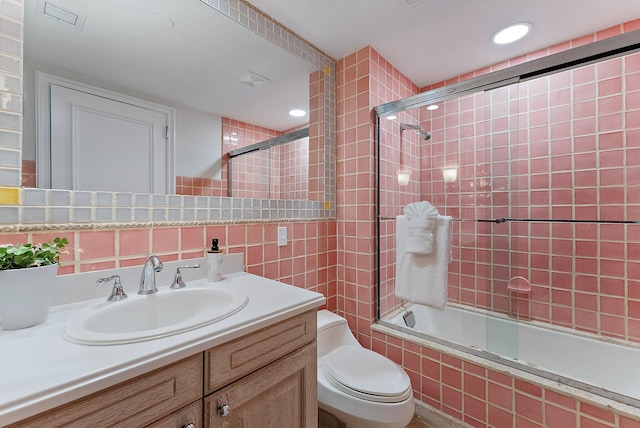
[{"left": 217, "top": 404, "right": 231, "bottom": 417}]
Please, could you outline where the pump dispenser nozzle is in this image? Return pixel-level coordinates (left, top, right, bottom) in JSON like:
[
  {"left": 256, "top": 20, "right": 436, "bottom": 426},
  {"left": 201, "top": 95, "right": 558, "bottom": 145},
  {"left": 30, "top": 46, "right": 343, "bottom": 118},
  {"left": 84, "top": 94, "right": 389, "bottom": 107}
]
[{"left": 207, "top": 238, "right": 223, "bottom": 282}]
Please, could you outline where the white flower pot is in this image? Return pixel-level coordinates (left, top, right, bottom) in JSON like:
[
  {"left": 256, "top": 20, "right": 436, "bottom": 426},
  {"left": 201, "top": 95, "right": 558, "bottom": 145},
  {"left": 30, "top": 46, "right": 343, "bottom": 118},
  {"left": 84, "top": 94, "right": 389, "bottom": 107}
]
[{"left": 0, "top": 264, "right": 58, "bottom": 330}]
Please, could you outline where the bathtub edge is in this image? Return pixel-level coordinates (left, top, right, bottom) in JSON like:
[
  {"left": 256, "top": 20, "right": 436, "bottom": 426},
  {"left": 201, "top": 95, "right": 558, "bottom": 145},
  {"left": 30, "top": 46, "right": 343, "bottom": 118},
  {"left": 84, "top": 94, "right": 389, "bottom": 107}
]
[{"left": 372, "top": 321, "right": 640, "bottom": 420}]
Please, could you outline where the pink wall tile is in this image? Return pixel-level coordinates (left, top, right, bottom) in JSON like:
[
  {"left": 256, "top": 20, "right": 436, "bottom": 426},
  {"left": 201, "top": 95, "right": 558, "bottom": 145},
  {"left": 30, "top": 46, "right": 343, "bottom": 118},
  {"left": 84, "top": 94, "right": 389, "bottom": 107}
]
[
  {"left": 152, "top": 228, "right": 179, "bottom": 254},
  {"left": 119, "top": 229, "right": 150, "bottom": 256},
  {"left": 78, "top": 231, "right": 116, "bottom": 260},
  {"left": 21, "top": 160, "right": 36, "bottom": 188},
  {"left": 80, "top": 260, "right": 116, "bottom": 272}
]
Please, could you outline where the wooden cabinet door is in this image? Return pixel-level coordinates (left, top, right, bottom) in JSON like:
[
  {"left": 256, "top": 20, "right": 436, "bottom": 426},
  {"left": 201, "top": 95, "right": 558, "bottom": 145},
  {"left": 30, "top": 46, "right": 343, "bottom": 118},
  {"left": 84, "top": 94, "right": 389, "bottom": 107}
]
[
  {"left": 145, "top": 400, "right": 202, "bottom": 428},
  {"left": 205, "top": 310, "right": 316, "bottom": 395},
  {"left": 9, "top": 355, "right": 202, "bottom": 428},
  {"left": 204, "top": 342, "right": 317, "bottom": 428}
]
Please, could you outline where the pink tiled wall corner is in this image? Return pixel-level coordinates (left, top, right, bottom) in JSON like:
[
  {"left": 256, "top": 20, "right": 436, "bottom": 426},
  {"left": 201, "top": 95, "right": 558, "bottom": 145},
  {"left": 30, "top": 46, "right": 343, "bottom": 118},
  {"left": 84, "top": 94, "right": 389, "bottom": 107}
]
[{"left": 339, "top": 18, "right": 640, "bottom": 428}]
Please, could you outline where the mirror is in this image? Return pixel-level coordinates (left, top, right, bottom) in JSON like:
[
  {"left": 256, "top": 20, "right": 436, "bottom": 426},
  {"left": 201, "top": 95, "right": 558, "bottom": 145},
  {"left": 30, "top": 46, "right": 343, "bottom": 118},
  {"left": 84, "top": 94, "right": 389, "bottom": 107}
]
[
  {"left": 22, "top": 0, "right": 317, "bottom": 199},
  {"left": 227, "top": 128, "right": 310, "bottom": 199}
]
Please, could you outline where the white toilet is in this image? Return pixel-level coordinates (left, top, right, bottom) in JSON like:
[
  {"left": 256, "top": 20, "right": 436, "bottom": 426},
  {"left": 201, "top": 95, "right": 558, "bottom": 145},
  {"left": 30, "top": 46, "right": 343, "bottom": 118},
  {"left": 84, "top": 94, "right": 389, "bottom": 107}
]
[{"left": 317, "top": 310, "right": 415, "bottom": 428}]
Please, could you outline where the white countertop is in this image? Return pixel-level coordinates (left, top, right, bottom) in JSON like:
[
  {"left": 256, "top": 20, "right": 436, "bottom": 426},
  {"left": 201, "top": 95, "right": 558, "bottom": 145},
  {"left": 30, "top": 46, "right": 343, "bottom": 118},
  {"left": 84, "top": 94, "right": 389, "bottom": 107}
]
[{"left": 0, "top": 272, "right": 325, "bottom": 426}]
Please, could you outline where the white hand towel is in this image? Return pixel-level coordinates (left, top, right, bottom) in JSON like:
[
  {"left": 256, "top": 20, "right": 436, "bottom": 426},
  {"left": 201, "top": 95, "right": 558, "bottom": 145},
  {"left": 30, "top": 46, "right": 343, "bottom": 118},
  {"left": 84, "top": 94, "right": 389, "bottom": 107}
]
[
  {"left": 395, "top": 214, "right": 452, "bottom": 310},
  {"left": 404, "top": 201, "right": 438, "bottom": 255}
]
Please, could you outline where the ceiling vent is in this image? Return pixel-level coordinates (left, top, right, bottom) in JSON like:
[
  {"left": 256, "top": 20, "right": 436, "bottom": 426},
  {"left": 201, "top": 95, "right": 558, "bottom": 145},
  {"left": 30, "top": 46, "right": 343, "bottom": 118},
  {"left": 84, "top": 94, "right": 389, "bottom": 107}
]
[
  {"left": 37, "top": 0, "right": 86, "bottom": 31},
  {"left": 236, "top": 71, "right": 272, "bottom": 88}
]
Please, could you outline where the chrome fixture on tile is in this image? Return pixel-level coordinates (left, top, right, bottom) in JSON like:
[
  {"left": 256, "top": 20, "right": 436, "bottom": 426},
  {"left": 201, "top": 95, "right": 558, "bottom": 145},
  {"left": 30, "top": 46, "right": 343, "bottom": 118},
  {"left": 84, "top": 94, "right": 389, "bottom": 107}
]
[
  {"left": 397, "top": 123, "right": 431, "bottom": 185},
  {"left": 139, "top": 254, "right": 163, "bottom": 295},
  {"left": 96, "top": 274, "right": 127, "bottom": 302},
  {"left": 399, "top": 123, "right": 431, "bottom": 140},
  {"left": 170, "top": 264, "right": 201, "bottom": 289}
]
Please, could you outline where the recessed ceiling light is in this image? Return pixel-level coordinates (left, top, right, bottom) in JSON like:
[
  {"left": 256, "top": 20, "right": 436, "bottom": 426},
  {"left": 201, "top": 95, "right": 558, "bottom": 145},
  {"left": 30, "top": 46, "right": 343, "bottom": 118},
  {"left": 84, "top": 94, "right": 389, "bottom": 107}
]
[
  {"left": 386, "top": 115, "right": 397, "bottom": 120},
  {"left": 289, "top": 109, "right": 306, "bottom": 117},
  {"left": 492, "top": 22, "right": 532, "bottom": 45},
  {"left": 426, "top": 104, "right": 439, "bottom": 111}
]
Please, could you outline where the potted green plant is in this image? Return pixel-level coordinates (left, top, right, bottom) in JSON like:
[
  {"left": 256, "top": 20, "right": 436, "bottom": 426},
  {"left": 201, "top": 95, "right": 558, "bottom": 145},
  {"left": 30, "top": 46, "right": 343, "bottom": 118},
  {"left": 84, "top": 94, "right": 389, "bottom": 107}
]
[{"left": 0, "top": 237, "right": 68, "bottom": 330}]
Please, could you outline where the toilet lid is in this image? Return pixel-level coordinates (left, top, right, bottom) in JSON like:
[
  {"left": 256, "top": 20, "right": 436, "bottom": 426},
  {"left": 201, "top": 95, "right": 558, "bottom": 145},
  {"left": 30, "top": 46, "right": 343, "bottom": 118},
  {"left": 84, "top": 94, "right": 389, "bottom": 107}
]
[{"left": 320, "top": 345, "right": 411, "bottom": 403}]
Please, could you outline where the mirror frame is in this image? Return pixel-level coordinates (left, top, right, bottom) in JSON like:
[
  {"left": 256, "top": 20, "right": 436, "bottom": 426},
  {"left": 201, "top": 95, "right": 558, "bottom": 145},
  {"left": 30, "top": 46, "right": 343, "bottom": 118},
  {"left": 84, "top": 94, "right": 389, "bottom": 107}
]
[{"left": 0, "top": 0, "right": 336, "bottom": 228}]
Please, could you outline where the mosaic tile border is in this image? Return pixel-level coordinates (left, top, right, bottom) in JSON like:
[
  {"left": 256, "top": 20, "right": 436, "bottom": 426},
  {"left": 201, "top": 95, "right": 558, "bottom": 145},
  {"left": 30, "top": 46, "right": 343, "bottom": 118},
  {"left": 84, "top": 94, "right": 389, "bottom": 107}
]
[{"left": 0, "top": 188, "right": 333, "bottom": 231}]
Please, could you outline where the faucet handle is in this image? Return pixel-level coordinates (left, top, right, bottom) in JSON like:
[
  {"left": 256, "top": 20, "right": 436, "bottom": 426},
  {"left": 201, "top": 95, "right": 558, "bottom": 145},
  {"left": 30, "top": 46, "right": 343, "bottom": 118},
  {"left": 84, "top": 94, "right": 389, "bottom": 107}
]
[
  {"left": 170, "top": 264, "right": 201, "bottom": 289},
  {"left": 96, "top": 275, "right": 127, "bottom": 302}
]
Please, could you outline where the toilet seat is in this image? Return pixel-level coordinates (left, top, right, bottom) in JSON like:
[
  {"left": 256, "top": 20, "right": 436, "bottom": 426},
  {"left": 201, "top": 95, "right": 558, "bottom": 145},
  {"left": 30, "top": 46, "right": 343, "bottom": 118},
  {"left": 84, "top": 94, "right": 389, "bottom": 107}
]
[{"left": 320, "top": 345, "right": 412, "bottom": 403}]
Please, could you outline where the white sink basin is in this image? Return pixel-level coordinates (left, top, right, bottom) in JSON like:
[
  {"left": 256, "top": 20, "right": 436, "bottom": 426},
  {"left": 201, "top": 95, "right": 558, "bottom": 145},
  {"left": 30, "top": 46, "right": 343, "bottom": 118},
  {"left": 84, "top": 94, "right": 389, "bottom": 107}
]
[{"left": 64, "top": 286, "right": 248, "bottom": 345}]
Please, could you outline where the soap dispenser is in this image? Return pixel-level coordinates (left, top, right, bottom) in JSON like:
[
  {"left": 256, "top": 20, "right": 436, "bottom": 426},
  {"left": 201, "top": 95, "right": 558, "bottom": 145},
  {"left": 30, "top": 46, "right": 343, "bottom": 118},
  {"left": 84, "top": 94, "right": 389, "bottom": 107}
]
[{"left": 207, "top": 238, "right": 224, "bottom": 282}]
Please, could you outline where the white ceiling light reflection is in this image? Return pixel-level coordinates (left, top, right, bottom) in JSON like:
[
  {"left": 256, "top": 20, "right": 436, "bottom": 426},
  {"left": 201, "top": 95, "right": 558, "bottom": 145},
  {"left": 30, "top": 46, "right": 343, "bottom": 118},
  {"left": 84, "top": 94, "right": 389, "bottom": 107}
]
[
  {"left": 289, "top": 109, "right": 306, "bottom": 117},
  {"left": 426, "top": 104, "right": 439, "bottom": 111}
]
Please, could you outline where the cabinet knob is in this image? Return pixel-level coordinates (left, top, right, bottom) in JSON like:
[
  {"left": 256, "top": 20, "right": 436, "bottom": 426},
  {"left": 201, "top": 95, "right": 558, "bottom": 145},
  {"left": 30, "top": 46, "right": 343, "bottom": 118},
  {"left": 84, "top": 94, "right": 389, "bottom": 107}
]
[
  {"left": 182, "top": 424, "right": 196, "bottom": 428},
  {"left": 217, "top": 404, "right": 231, "bottom": 417}
]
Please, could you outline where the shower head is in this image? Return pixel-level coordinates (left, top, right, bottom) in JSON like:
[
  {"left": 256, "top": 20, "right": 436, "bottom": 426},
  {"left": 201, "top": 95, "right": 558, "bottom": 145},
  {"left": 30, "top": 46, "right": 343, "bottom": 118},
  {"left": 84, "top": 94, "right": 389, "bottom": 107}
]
[
  {"left": 399, "top": 123, "right": 431, "bottom": 140},
  {"left": 418, "top": 129, "right": 432, "bottom": 141}
]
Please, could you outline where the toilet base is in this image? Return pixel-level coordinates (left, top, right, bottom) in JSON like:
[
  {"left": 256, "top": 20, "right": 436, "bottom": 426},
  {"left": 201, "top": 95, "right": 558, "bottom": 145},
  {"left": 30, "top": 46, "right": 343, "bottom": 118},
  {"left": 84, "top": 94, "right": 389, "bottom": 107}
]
[
  {"left": 319, "top": 408, "right": 346, "bottom": 428},
  {"left": 319, "top": 402, "right": 414, "bottom": 428}
]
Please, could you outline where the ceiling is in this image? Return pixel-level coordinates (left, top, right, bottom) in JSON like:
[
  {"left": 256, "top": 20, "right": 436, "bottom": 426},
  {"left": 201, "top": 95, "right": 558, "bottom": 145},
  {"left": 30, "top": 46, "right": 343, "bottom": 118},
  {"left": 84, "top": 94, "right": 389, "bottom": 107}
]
[
  {"left": 24, "top": 0, "right": 640, "bottom": 133},
  {"left": 247, "top": 0, "right": 640, "bottom": 88}
]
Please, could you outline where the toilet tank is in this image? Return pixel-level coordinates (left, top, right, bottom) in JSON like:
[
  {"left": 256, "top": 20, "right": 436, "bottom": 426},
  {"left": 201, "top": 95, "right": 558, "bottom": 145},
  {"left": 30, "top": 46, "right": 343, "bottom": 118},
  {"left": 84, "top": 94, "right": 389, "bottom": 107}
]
[{"left": 317, "top": 310, "right": 360, "bottom": 358}]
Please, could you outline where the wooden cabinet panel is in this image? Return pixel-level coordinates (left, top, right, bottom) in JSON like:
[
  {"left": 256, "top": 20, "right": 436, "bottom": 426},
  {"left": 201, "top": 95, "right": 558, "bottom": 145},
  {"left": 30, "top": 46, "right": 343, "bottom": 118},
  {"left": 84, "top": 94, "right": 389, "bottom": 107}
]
[
  {"left": 204, "top": 310, "right": 316, "bottom": 394},
  {"left": 10, "top": 355, "right": 203, "bottom": 428},
  {"left": 146, "top": 400, "right": 202, "bottom": 428},
  {"left": 9, "top": 310, "right": 320, "bottom": 428},
  {"left": 204, "top": 342, "right": 317, "bottom": 428}
]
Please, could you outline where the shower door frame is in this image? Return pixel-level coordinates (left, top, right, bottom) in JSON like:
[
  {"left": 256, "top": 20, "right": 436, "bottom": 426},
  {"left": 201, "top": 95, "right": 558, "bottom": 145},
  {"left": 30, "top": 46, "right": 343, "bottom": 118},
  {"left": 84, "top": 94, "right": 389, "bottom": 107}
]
[
  {"left": 374, "top": 28, "right": 640, "bottom": 321},
  {"left": 372, "top": 27, "right": 640, "bottom": 410}
]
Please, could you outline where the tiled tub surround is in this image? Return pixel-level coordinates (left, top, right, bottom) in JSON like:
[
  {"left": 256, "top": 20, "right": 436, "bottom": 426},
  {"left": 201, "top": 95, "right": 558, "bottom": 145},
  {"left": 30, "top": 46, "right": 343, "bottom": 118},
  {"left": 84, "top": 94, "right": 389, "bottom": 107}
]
[
  {"left": 419, "top": 54, "right": 640, "bottom": 343},
  {"left": 369, "top": 20, "right": 640, "bottom": 428},
  {"left": 219, "top": 118, "right": 310, "bottom": 200},
  {"left": 176, "top": 118, "right": 282, "bottom": 198},
  {"left": 386, "top": 303, "right": 640, "bottom": 413},
  {"left": 380, "top": 49, "right": 640, "bottom": 342},
  {"left": 372, "top": 322, "right": 640, "bottom": 428},
  {"left": 222, "top": 118, "right": 280, "bottom": 199}
]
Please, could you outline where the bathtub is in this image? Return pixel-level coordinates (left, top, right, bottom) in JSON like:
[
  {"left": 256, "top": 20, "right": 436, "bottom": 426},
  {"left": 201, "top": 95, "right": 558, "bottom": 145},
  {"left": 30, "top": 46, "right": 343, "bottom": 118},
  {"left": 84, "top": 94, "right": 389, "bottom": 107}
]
[{"left": 385, "top": 303, "right": 640, "bottom": 407}]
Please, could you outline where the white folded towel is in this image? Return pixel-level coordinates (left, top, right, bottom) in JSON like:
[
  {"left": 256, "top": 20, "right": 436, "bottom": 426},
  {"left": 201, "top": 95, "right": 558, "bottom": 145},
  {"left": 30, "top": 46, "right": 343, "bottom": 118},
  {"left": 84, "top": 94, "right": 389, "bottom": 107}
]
[
  {"left": 395, "top": 213, "right": 453, "bottom": 310},
  {"left": 404, "top": 202, "right": 438, "bottom": 255}
]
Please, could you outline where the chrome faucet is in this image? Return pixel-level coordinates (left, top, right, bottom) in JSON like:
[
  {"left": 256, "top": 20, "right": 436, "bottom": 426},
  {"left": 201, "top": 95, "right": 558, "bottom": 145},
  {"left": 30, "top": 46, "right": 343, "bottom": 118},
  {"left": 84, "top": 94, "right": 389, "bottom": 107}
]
[{"left": 139, "top": 254, "right": 163, "bottom": 295}]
